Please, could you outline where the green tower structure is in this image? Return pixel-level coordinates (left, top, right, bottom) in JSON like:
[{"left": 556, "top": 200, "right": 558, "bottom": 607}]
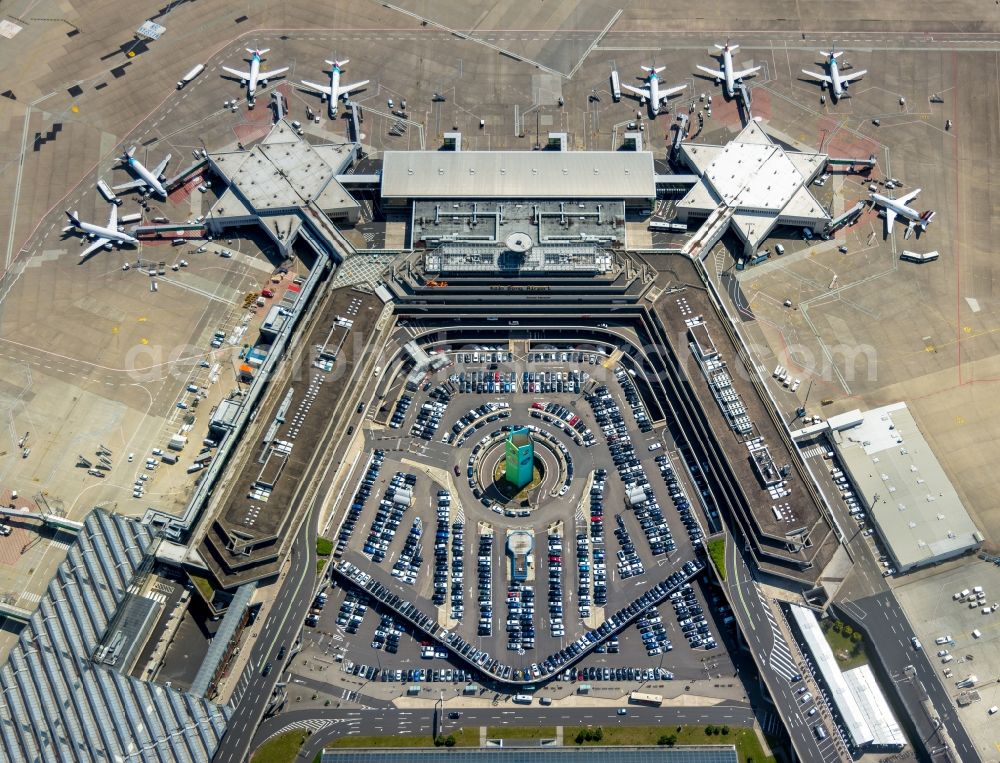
[{"left": 505, "top": 427, "right": 534, "bottom": 488}]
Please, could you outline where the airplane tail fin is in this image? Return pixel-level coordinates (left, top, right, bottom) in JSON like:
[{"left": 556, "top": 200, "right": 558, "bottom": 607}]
[
  {"left": 920, "top": 210, "right": 936, "bottom": 226},
  {"left": 120, "top": 146, "right": 135, "bottom": 162},
  {"left": 64, "top": 210, "right": 81, "bottom": 227}
]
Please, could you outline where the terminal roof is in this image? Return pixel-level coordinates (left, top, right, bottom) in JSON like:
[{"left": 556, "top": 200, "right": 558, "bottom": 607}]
[{"left": 381, "top": 151, "right": 656, "bottom": 200}]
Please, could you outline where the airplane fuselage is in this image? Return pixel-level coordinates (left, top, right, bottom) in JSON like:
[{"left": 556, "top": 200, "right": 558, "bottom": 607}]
[
  {"left": 128, "top": 157, "right": 167, "bottom": 197},
  {"left": 78, "top": 221, "right": 137, "bottom": 247},
  {"left": 248, "top": 54, "right": 262, "bottom": 97},
  {"left": 648, "top": 72, "right": 661, "bottom": 115},
  {"left": 871, "top": 192, "right": 919, "bottom": 223},
  {"left": 722, "top": 48, "right": 736, "bottom": 97},
  {"left": 827, "top": 57, "right": 844, "bottom": 100},
  {"left": 328, "top": 66, "right": 343, "bottom": 117}
]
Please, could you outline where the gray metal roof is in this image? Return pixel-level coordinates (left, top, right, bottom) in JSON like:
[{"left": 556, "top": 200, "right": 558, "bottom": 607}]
[
  {"left": 830, "top": 402, "right": 982, "bottom": 571},
  {"left": 381, "top": 151, "right": 656, "bottom": 200},
  {"left": 0, "top": 510, "right": 229, "bottom": 762}
]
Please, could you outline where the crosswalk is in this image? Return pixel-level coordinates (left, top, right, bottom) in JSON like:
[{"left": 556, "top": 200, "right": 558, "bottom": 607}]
[
  {"left": 145, "top": 592, "right": 167, "bottom": 604},
  {"left": 17, "top": 592, "right": 41, "bottom": 606},
  {"left": 756, "top": 589, "right": 799, "bottom": 681},
  {"left": 799, "top": 445, "right": 827, "bottom": 459}
]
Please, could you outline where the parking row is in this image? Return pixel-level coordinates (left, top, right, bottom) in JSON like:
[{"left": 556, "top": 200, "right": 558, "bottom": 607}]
[
  {"left": 477, "top": 532, "right": 494, "bottom": 637},
  {"left": 333, "top": 557, "right": 706, "bottom": 686},
  {"left": 635, "top": 606, "right": 672, "bottom": 657},
  {"left": 450, "top": 520, "right": 464, "bottom": 620},
  {"left": 454, "top": 369, "right": 517, "bottom": 395},
  {"left": 432, "top": 491, "right": 451, "bottom": 606},
  {"left": 547, "top": 532, "right": 565, "bottom": 638},
  {"left": 657, "top": 455, "right": 704, "bottom": 547},
  {"left": 389, "top": 394, "right": 412, "bottom": 429},
  {"left": 530, "top": 400, "right": 596, "bottom": 447},
  {"left": 450, "top": 402, "right": 511, "bottom": 447},
  {"left": 614, "top": 512, "right": 645, "bottom": 580},
  {"left": 363, "top": 471, "right": 417, "bottom": 564},
  {"left": 522, "top": 369, "right": 584, "bottom": 395},
  {"left": 409, "top": 384, "right": 452, "bottom": 440},
  {"left": 335, "top": 450, "right": 385, "bottom": 558},
  {"left": 506, "top": 583, "right": 536, "bottom": 652},
  {"left": 670, "top": 582, "right": 717, "bottom": 650},
  {"left": 615, "top": 365, "right": 653, "bottom": 433},
  {"left": 390, "top": 517, "right": 423, "bottom": 585}
]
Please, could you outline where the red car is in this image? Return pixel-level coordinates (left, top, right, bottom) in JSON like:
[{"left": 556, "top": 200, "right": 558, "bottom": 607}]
[{"left": 453, "top": 465, "right": 460, "bottom": 476}]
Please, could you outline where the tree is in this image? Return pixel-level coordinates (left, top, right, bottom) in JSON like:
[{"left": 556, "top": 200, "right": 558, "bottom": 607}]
[
  {"left": 657, "top": 734, "right": 678, "bottom": 746},
  {"left": 705, "top": 725, "right": 716, "bottom": 735},
  {"left": 832, "top": 620, "right": 842, "bottom": 633},
  {"left": 843, "top": 625, "right": 854, "bottom": 638},
  {"left": 851, "top": 631, "right": 863, "bottom": 643},
  {"left": 444, "top": 735, "right": 456, "bottom": 747},
  {"left": 721, "top": 725, "right": 730, "bottom": 735},
  {"left": 594, "top": 727, "right": 604, "bottom": 742}
]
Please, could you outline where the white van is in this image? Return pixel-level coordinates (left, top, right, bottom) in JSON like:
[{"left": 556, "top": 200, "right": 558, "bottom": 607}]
[
  {"left": 513, "top": 695, "right": 533, "bottom": 705},
  {"left": 648, "top": 442, "right": 662, "bottom": 452}
]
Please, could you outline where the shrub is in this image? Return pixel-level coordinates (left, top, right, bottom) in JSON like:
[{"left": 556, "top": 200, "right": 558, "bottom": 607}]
[
  {"left": 721, "top": 725, "right": 730, "bottom": 735},
  {"left": 657, "top": 734, "right": 678, "bottom": 746},
  {"left": 444, "top": 735, "right": 456, "bottom": 747},
  {"left": 851, "top": 631, "right": 862, "bottom": 643}
]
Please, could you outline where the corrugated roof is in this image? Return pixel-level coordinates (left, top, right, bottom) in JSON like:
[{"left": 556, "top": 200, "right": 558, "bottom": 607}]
[
  {"left": 0, "top": 510, "right": 229, "bottom": 762},
  {"left": 380, "top": 151, "right": 656, "bottom": 199},
  {"left": 842, "top": 665, "right": 906, "bottom": 747}
]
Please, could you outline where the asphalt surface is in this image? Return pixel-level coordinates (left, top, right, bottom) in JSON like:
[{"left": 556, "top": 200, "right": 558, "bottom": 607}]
[
  {"left": 254, "top": 702, "right": 756, "bottom": 761},
  {"left": 720, "top": 532, "right": 841, "bottom": 763},
  {"left": 830, "top": 498, "right": 981, "bottom": 762}
]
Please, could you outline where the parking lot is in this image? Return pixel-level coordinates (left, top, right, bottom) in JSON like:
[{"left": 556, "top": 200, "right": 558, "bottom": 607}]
[{"left": 311, "top": 339, "right": 725, "bottom": 694}]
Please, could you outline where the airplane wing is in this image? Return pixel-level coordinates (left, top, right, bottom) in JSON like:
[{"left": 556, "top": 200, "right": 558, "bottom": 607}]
[
  {"left": 262, "top": 67, "right": 289, "bottom": 79},
  {"left": 801, "top": 69, "right": 832, "bottom": 84},
  {"left": 300, "top": 80, "right": 328, "bottom": 92},
  {"left": 696, "top": 65, "right": 723, "bottom": 78},
  {"left": 107, "top": 204, "right": 118, "bottom": 230},
  {"left": 222, "top": 66, "right": 252, "bottom": 79},
  {"left": 884, "top": 207, "right": 897, "bottom": 234},
  {"left": 113, "top": 178, "right": 147, "bottom": 192},
  {"left": 336, "top": 79, "right": 369, "bottom": 98},
  {"left": 896, "top": 189, "right": 920, "bottom": 206},
  {"left": 621, "top": 84, "right": 651, "bottom": 99},
  {"left": 80, "top": 236, "right": 109, "bottom": 258},
  {"left": 152, "top": 154, "right": 171, "bottom": 179},
  {"left": 840, "top": 69, "right": 867, "bottom": 84},
  {"left": 733, "top": 66, "right": 761, "bottom": 79},
  {"left": 656, "top": 84, "right": 687, "bottom": 102}
]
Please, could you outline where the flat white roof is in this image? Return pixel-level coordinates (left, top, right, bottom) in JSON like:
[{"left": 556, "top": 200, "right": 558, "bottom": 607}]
[
  {"left": 831, "top": 402, "right": 981, "bottom": 571},
  {"left": 842, "top": 665, "right": 906, "bottom": 747},
  {"left": 380, "top": 151, "right": 656, "bottom": 200},
  {"left": 788, "top": 605, "right": 874, "bottom": 747}
]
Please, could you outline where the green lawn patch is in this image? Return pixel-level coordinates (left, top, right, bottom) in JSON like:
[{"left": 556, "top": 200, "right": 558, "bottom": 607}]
[
  {"left": 326, "top": 727, "right": 478, "bottom": 748},
  {"left": 316, "top": 537, "right": 334, "bottom": 557},
  {"left": 188, "top": 574, "right": 215, "bottom": 602},
  {"left": 820, "top": 618, "right": 869, "bottom": 669},
  {"left": 486, "top": 726, "right": 557, "bottom": 740},
  {"left": 251, "top": 730, "right": 308, "bottom": 762},
  {"left": 707, "top": 537, "right": 727, "bottom": 581},
  {"left": 567, "top": 724, "right": 774, "bottom": 762},
  {"left": 316, "top": 558, "right": 328, "bottom": 575}
]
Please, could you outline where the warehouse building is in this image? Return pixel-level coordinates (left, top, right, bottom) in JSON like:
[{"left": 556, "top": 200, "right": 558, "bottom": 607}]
[{"left": 828, "top": 402, "right": 982, "bottom": 572}]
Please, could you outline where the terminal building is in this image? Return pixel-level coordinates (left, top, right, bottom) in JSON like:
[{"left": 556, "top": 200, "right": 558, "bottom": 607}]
[
  {"left": 674, "top": 120, "right": 830, "bottom": 258},
  {"left": 827, "top": 402, "right": 982, "bottom": 572}
]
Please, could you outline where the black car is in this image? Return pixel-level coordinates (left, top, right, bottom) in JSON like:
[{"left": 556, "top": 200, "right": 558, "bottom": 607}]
[
  {"left": 261, "top": 662, "right": 273, "bottom": 676},
  {"left": 277, "top": 645, "right": 286, "bottom": 660}
]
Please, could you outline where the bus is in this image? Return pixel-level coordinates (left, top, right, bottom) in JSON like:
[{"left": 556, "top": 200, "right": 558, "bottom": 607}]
[
  {"left": 649, "top": 221, "right": 687, "bottom": 233},
  {"left": 629, "top": 691, "right": 663, "bottom": 706},
  {"left": 900, "top": 250, "right": 939, "bottom": 263}
]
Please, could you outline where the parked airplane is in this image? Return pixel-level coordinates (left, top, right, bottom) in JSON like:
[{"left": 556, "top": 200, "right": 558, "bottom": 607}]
[
  {"left": 113, "top": 147, "right": 170, "bottom": 198},
  {"left": 300, "top": 59, "right": 369, "bottom": 118},
  {"left": 696, "top": 40, "right": 761, "bottom": 98},
  {"left": 63, "top": 205, "right": 138, "bottom": 259},
  {"left": 801, "top": 45, "right": 866, "bottom": 101},
  {"left": 620, "top": 63, "right": 686, "bottom": 116},
  {"left": 222, "top": 48, "right": 289, "bottom": 100},
  {"left": 870, "top": 188, "right": 935, "bottom": 239}
]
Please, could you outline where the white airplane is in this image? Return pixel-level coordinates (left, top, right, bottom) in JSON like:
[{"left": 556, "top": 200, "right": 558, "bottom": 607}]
[
  {"left": 696, "top": 40, "right": 761, "bottom": 98},
  {"left": 113, "top": 147, "right": 170, "bottom": 198},
  {"left": 222, "top": 48, "right": 289, "bottom": 100},
  {"left": 63, "top": 205, "right": 138, "bottom": 259},
  {"left": 300, "top": 59, "right": 369, "bottom": 118},
  {"left": 620, "top": 63, "right": 686, "bottom": 116},
  {"left": 870, "top": 188, "right": 935, "bottom": 239},
  {"left": 801, "top": 45, "right": 866, "bottom": 101}
]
